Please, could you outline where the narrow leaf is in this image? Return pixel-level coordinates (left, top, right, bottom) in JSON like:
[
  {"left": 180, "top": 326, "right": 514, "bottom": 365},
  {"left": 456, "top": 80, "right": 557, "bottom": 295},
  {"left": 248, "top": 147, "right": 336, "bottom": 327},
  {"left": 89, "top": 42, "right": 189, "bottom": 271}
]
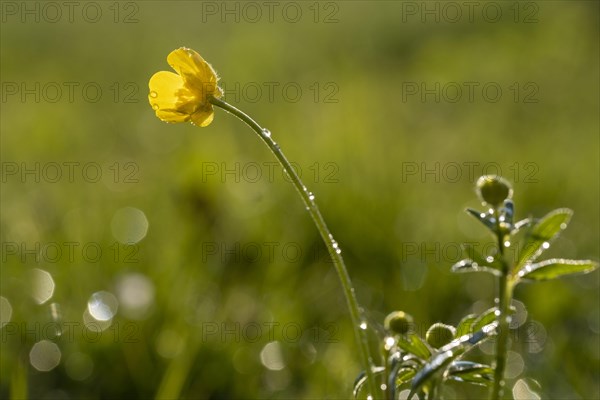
[
  {"left": 395, "top": 368, "right": 416, "bottom": 386},
  {"left": 517, "top": 208, "right": 572, "bottom": 266},
  {"left": 463, "top": 243, "right": 501, "bottom": 270},
  {"left": 455, "top": 314, "right": 478, "bottom": 338},
  {"left": 411, "top": 323, "right": 497, "bottom": 393},
  {"left": 446, "top": 361, "right": 493, "bottom": 386},
  {"left": 397, "top": 334, "right": 432, "bottom": 360},
  {"left": 471, "top": 307, "right": 516, "bottom": 333},
  {"left": 389, "top": 356, "right": 421, "bottom": 400},
  {"left": 466, "top": 208, "right": 496, "bottom": 232},
  {"left": 512, "top": 218, "right": 531, "bottom": 233},
  {"left": 517, "top": 259, "right": 598, "bottom": 282},
  {"left": 471, "top": 308, "right": 498, "bottom": 333},
  {"left": 451, "top": 259, "right": 502, "bottom": 277},
  {"left": 353, "top": 367, "right": 385, "bottom": 399}
]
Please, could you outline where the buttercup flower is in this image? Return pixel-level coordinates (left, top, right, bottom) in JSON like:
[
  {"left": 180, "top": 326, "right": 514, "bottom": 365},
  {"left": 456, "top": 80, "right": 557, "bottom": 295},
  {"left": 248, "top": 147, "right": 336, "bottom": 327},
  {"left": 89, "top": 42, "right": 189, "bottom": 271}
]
[{"left": 148, "top": 47, "right": 223, "bottom": 127}]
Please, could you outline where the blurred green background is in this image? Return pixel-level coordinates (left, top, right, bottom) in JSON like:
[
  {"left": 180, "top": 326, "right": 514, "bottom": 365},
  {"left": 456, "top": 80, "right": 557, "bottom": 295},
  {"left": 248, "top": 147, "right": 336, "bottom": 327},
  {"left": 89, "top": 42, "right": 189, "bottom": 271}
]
[{"left": 1, "top": 1, "right": 598, "bottom": 399}]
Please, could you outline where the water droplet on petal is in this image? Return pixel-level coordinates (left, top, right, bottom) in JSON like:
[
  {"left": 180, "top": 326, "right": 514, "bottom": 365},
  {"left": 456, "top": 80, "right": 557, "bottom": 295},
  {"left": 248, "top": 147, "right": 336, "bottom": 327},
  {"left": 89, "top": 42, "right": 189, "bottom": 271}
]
[
  {"left": 152, "top": 104, "right": 159, "bottom": 110},
  {"left": 150, "top": 91, "right": 158, "bottom": 98}
]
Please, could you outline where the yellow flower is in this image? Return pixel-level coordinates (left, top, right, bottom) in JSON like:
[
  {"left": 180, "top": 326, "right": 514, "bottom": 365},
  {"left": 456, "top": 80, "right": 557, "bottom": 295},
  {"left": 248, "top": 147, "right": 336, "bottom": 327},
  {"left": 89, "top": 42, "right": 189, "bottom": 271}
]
[{"left": 148, "top": 47, "right": 223, "bottom": 127}]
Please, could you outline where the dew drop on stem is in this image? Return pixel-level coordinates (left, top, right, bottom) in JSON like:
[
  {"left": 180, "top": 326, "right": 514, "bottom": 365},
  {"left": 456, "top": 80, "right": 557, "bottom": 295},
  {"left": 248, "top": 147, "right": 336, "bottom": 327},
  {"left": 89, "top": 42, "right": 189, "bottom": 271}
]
[{"left": 262, "top": 128, "right": 271, "bottom": 137}]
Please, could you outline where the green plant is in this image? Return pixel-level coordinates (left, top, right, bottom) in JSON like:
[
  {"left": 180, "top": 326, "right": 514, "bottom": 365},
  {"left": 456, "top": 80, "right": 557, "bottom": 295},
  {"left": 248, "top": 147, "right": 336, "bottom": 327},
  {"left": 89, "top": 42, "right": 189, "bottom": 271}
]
[
  {"left": 356, "top": 176, "right": 598, "bottom": 400},
  {"left": 149, "top": 49, "right": 598, "bottom": 400}
]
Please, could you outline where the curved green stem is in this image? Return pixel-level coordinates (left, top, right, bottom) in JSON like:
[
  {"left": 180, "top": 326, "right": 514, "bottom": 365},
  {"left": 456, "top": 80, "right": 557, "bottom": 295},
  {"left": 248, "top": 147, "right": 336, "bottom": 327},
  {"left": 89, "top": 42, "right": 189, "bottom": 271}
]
[
  {"left": 210, "top": 96, "right": 378, "bottom": 398},
  {"left": 491, "top": 209, "right": 513, "bottom": 400}
]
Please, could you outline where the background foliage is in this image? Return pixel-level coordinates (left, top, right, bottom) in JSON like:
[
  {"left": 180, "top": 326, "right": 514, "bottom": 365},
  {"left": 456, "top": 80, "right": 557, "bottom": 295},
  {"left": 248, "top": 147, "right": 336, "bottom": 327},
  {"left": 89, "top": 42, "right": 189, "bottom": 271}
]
[{"left": 1, "top": 1, "right": 598, "bottom": 399}]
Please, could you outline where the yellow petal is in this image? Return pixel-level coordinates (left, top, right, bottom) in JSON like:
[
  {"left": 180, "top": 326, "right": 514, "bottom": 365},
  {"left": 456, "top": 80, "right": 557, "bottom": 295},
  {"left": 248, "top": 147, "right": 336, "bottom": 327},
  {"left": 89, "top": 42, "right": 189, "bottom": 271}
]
[
  {"left": 190, "top": 104, "right": 215, "bottom": 127},
  {"left": 149, "top": 71, "right": 199, "bottom": 122},
  {"left": 167, "top": 47, "right": 219, "bottom": 96}
]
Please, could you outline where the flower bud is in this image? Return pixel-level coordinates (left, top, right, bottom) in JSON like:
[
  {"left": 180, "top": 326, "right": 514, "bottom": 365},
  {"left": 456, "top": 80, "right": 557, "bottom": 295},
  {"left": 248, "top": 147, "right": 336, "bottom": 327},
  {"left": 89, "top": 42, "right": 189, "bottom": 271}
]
[
  {"left": 384, "top": 311, "right": 413, "bottom": 336},
  {"left": 476, "top": 175, "right": 513, "bottom": 207},
  {"left": 425, "top": 323, "right": 456, "bottom": 348}
]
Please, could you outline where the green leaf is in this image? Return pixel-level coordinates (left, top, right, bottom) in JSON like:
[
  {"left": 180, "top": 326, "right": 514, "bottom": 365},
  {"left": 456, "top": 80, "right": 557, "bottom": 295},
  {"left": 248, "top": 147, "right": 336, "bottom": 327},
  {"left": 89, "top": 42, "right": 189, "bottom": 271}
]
[
  {"left": 353, "top": 367, "right": 385, "bottom": 399},
  {"left": 446, "top": 361, "right": 493, "bottom": 386},
  {"left": 512, "top": 218, "right": 531, "bottom": 233},
  {"left": 466, "top": 208, "right": 496, "bottom": 232},
  {"left": 455, "top": 314, "right": 478, "bottom": 338},
  {"left": 397, "top": 333, "right": 432, "bottom": 360},
  {"left": 411, "top": 324, "right": 497, "bottom": 393},
  {"left": 516, "top": 259, "right": 598, "bottom": 282},
  {"left": 517, "top": 208, "right": 572, "bottom": 267},
  {"left": 397, "top": 368, "right": 416, "bottom": 383},
  {"left": 471, "top": 306, "right": 516, "bottom": 333},
  {"left": 451, "top": 259, "right": 502, "bottom": 277},
  {"left": 394, "top": 367, "right": 417, "bottom": 388},
  {"left": 471, "top": 308, "right": 498, "bottom": 333},
  {"left": 388, "top": 356, "right": 420, "bottom": 400},
  {"left": 464, "top": 244, "right": 501, "bottom": 269},
  {"left": 451, "top": 244, "right": 503, "bottom": 276}
]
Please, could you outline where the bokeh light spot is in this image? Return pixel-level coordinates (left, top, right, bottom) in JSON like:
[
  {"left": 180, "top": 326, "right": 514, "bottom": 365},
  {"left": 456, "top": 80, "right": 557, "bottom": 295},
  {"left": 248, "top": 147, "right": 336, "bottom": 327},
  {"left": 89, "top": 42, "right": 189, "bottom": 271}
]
[
  {"left": 260, "top": 341, "right": 285, "bottom": 371},
  {"left": 0, "top": 296, "right": 12, "bottom": 328},
  {"left": 30, "top": 340, "right": 61, "bottom": 371},
  {"left": 65, "top": 352, "right": 94, "bottom": 381},
  {"left": 505, "top": 351, "right": 525, "bottom": 379},
  {"left": 87, "top": 291, "right": 119, "bottom": 321},
  {"left": 111, "top": 207, "right": 149, "bottom": 244},
  {"left": 83, "top": 308, "right": 112, "bottom": 332},
  {"left": 30, "top": 268, "right": 55, "bottom": 305},
  {"left": 115, "top": 273, "right": 155, "bottom": 319},
  {"left": 512, "top": 378, "right": 541, "bottom": 400},
  {"left": 155, "top": 329, "right": 184, "bottom": 359}
]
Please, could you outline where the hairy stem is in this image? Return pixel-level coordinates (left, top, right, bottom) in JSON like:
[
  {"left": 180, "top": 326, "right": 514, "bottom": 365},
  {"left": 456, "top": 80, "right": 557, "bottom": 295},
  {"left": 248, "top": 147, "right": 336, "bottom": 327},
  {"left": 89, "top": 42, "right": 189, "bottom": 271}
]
[
  {"left": 491, "top": 210, "right": 513, "bottom": 400},
  {"left": 210, "top": 96, "right": 378, "bottom": 398}
]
